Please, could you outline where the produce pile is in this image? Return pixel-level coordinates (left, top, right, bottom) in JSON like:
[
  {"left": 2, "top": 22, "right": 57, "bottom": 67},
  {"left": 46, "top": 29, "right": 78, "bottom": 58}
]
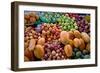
[{"left": 24, "top": 11, "right": 90, "bottom": 61}]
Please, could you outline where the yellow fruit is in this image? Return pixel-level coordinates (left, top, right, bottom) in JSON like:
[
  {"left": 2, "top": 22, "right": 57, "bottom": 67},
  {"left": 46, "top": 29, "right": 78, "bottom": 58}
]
[
  {"left": 79, "top": 38, "right": 85, "bottom": 51},
  {"left": 35, "top": 15, "right": 39, "bottom": 20},
  {"left": 24, "top": 19, "right": 27, "bottom": 24},
  {"left": 28, "top": 39, "right": 36, "bottom": 51},
  {"left": 25, "top": 14, "right": 30, "bottom": 20},
  {"left": 24, "top": 42, "right": 29, "bottom": 49},
  {"left": 64, "top": 45, "right": 73, "bottom": 57},
  {"left": 73, "top": 38, "right": 81, "bottom": 48},
  {"left": 37, "top": 38, "right": 45, "bottom": 45},
  {"left": 34, "top": 45, "right": 44, "bottom": 59},
  {"left": 85, "top": 15, "right": 90, "bottom": 23},
  {"left": 81, "top": 32, "right": 90, "bottom": 43},
  {"left": 69, "top": 40, "right": 74, "bottom": 48},
  {"left": 74, "top": 30, "right": 81, "bottom": 38},
  {"left": 68, "top": 31, "right": 74, "bottom": 40},
  {"left": 42, "top": 30, "right": 46, "bottom": 35},
  {"left": 29, "top": 12, "right": 36, "bottom": 17},
  {"left": 24, "top": 56, "right": 29, "bottom": 61},
  {"left": 86, "top": 43, "right": 90, "bottom": 52},
  {"left": 30, "top": 17, "right": 36, "bottom": 23},
  {"left": 60, "top": 31, "right": 70, "bottom": 45}
]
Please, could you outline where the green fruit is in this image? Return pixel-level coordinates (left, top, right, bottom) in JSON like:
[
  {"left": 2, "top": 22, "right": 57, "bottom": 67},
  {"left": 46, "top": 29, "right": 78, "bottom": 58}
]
[
  {"left": 74, "top": 56, "right": 79, "bottom": 59},
  {"left": 34, "top": 20, "right": 41, "bottom": 24},
  {"left": 63, "top": 26, "right": 67, "bottom": 30},
  {"left": 57, "top": 18, "right": 61, "bottom": 22},
  {"left": 68, "top": 26, "right": 71, "bottom": 29},
  {"left": 65, "top": 20, "right": 68, "bottom": 23},
  {"left": 45, "top": 18, "right": 49, "bottom": 23},
  {"left": 56, "top": 14, "right": 60, "bottom": 17},
  {"left": 76, "top": 51, "right": 81, "bottom": 58},
  {"left": 73, "top": 48, "right": 79, "bottom": 52},
  {"left": 80, "top": 54, "right": 84, "bottom": 59},
  {"left": 40, "top": 17, "right": 46, "bottom": 22},
  {"left": 52, "top": 18, "right": 56, "bottom": 23},
  {"left": 72, "top": 52, "right": 75, "bottom": 57},
  {"left": 71, "top": 28, "right": 75, "bottom": 31},
  {"left": 75, "top": 25, "right": 78, "bottom": 29},
  {"left": 71, "top": 52, "right": 76, "bottom": 59},
  {"left": 84, "top": 55, "right": 90, "bottom": 59}
]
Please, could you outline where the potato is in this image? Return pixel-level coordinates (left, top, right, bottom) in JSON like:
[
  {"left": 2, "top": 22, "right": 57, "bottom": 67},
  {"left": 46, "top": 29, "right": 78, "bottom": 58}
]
[
  {"left": 28, "top": 39, "right": 36, "bottom": 51},
  {"left": 74, "top": 30, "right": 81, "bottom": 38},
  {"left": 34, "top": 45, "right": 44, "bottom": 59},
  {"left": 37, "top": 38, "right": 45, "bottom": 45},
  {"left": 64, "top": 45, "right": 73, "bottom": 57},
  {"left": 60, "top": 31, "right": 70, "bottom": 45},
  {"left": 81, "top": 32, "right": 90, "bottom": 43},
  {"left": 73, "top": 38, "right": 81, "bottom": 48},
  {"left": 79, "top": 38, "right": 85, "bottom": 51}
]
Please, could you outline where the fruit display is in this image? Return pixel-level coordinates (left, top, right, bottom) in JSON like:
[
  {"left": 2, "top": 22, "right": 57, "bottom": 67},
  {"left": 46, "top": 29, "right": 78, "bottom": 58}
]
[
  {"left": 24, "top": 12, "right": 39, "bottom": 25},
  {"left": 67, "top": 13, "right": 90, "bottom": 35},
  {"left": 24, "top": 11, "right": 90, "bottom": 61}
]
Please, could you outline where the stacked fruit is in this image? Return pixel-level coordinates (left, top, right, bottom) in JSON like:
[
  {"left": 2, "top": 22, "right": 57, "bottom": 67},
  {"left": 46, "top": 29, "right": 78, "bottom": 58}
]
[
  {"left": 59, "top": 30, "right": 90, "bottom": 59},
  {"left": 24, "top": 23, "right": 63, "bottom": 61},
  {"left": 24, "top": 12, "right": 39, "bottom": 25},
  {"left": 40, "top": 23, "right": 62, "bottom": 41},
  {"left": 24, "top": 11, "right": 90, "bottom": 61},
  {"left": 37, "top": 12, "right": 61, "bottom": 23},
  {"left": 67, "top": 13, "right": 90, "bottom": 35},
  {"left": 43, "top": 40, "right": 67, "bottom": 60},
  {"left": 57, "top": 14, "right": 78, "bottom": 31}
]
